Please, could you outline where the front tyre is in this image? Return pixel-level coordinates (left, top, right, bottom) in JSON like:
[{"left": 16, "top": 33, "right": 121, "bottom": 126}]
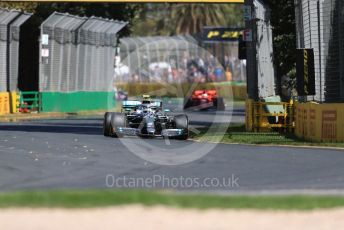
[
  {"left": 110, "top": 113, "right": 127, "bottom": 138},
  {"left": 214, "top": 97, "right": 225, "bottom": 111},
  {"left": 103, "top": 112, "right": 113, "bottom": 137},
  {"left": 174, "top": 114, "right": 189, "bottom": 140}
]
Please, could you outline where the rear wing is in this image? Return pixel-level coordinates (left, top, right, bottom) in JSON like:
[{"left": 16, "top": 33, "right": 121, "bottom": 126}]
[
  {"left": 141, "top": 99, "right": 162, "bottom": 108},
  {"left": 122, "top": 100, "right": 141, "bottom": 111},
  {"left": 149, "top": 101, "right": 162, "bottom": 108},
  {"left": 122, "top": 100, "right": 163, "bottom": 112}
]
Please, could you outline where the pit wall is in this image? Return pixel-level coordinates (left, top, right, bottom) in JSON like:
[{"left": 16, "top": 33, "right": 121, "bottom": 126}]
[
  {"left": 295, "top": 102, "right": 344, "bottom": 142},
  {"left": 40, "top": 92, "right": 116, "bottom": 113}
]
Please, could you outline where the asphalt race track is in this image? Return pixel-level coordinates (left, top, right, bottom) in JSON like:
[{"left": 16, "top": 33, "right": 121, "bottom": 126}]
[{"left": 0, "top": 108, "right": 344, "bottom": 194}]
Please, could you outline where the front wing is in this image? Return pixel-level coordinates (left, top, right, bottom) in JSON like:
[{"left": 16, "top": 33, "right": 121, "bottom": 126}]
[
  {"left": 185, "top": 99, "right": 214, "bottom": 110},
  {"left": 115, "top": 127, "right": 186, "bottom": 137}
]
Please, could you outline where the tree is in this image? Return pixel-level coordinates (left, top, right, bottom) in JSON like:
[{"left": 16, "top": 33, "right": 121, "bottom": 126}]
[
  {"left": 0, "top": 2, "right": 38, "bottom": 13},
  {"left": 266, "top": 0, "right": 296, "bottom": 94},
  {"left": 131, "top": 3, "right": 243, "bottom": 36},
  {"left": 172, "top": 4, "right": 227, "bottom": 34}
]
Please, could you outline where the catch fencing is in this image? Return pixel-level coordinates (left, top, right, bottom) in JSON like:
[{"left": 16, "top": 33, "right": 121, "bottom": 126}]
[
  {"left": 39, "top": 12, "right": 127, "bottom": 93},
  {"left": 295, "top": 0, "right": 344, "bottom": 102},
  {"left": 0, "top": 8, "right": 31, "bottom": 92},
  {"left": 118, "top": 35, "right": 246, "bottom": 84}
]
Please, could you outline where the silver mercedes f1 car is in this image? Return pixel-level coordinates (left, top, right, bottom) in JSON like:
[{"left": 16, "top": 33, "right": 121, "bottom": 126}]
[{"left": 103, "top": 95, "right": 189, "bottom": 140}]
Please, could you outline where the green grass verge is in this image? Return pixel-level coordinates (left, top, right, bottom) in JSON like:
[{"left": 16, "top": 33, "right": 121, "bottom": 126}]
[
  {"left": 191, "top": 124, "right": 344, "bottom": 148},
  {"left": 1, "top": 190, "right": 344, "bottom": 210}
]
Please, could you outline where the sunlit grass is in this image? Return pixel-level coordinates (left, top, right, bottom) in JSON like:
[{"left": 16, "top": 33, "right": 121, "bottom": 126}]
[
  {"left": 191, "top": 124, "right": 344, "bottom": 148},
  {"left": 0, "top": 190, "right": 344, "bottom": 210}
]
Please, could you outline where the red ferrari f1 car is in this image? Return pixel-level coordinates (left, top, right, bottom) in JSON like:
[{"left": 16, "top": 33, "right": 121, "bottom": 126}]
[{"left": 183, "top": 90, "right": 225, "bottom": 111}]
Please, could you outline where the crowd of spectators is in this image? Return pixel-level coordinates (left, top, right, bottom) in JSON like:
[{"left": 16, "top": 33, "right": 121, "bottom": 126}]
[{"left": 115, "top": 52, "right": 246, "bottom": 84}]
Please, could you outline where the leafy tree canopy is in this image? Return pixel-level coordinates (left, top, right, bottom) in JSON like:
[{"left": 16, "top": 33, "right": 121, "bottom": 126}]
[
  {"left": 266, "top": 0, "right": 296, "bottom": 80},
  {"left": 132, "top": 3, "right": 244, "bottom": 36}
]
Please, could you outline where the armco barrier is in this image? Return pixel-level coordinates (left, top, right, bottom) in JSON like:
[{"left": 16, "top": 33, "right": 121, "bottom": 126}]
[
  {"left": 0, "top": 92, "right": 10, "bottom": 115},
  {"left": 116, "top": 82, "right": 247, "bottom": 100},
  {"left": 295, "top": 102, "right": 344, "bottom": 142}
]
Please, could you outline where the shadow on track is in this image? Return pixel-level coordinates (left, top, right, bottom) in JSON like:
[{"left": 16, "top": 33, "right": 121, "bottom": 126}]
[
  {"left": 0, "top": 107, "right": 245, "bottom": 136},
  {"left": 0, "top": 122, "right": 102, "bottom": 135}
]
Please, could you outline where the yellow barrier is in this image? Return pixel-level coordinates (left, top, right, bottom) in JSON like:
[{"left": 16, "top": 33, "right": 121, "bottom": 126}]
[
  {"left": 295, "top": 102, "right": 344, "bottom": 142},
  {"left": 0, "top": 92, "right": 20, "bottom": 115},
  {"left": 0, "top": 92, "right": 10, "bottom": 115},
  {"left": 245, "top": 100, "right": 344, "bottom": 142},
  {"left": 10, "top": 92, "right": 20, "bottom": 113},
  {"left": 245, "top": 99, "right": 254, "bottom": 131},
  {"left": 245, "top": 99, "right": 294, "bottom": 132}
]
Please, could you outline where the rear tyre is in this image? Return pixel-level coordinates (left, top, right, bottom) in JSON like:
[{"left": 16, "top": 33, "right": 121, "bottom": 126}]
[
  {"left": 110, "top": 113, "right": 127, "bottom": 138},
  {"left": 174, "top": 114, "right": 189, "bottom": 140},
  {"left": 103, "top": 112, "right": 113, "bottom": 137},
  {"left": 214, "top": 97, "right": 225, "bottom": 111}
]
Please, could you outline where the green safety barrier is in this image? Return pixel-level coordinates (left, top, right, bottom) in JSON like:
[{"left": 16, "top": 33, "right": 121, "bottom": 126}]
[
  {"left": 40, "top": 91, "right": 116, "bottom": 112},
  {"left": 18, "top": 91, "right": 116, "bottom": 113}
]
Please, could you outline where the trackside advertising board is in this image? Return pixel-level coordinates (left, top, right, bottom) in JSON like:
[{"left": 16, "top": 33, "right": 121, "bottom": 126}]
[
  {"left": 202, "top": 27, "right": 243, "bottom": 42},
  {"left": 296, "top": 48, "right": 316, "bottom": 96}
]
